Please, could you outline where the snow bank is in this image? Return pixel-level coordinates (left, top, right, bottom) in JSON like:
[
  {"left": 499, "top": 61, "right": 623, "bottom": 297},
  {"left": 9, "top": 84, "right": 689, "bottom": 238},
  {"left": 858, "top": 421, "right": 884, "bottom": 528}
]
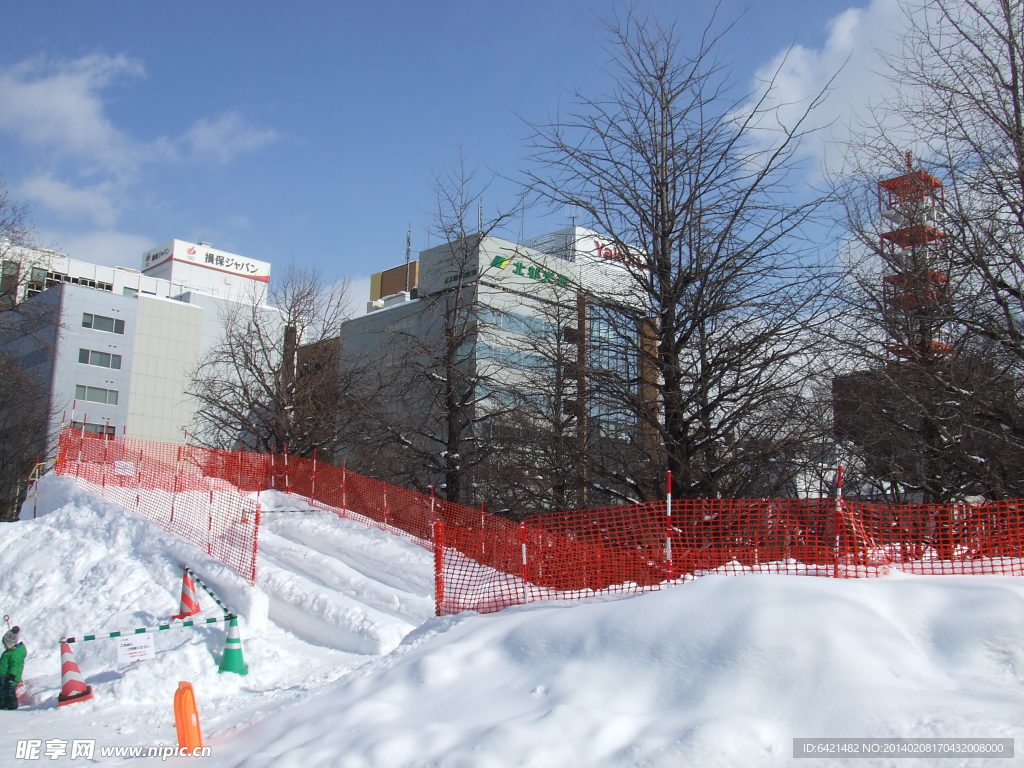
[
  {"left": 213, "top": 573, "right": 1024, "bottom": 767},
  {"left": 5, "top": 473, "right": 1024, "bottom": 767}
]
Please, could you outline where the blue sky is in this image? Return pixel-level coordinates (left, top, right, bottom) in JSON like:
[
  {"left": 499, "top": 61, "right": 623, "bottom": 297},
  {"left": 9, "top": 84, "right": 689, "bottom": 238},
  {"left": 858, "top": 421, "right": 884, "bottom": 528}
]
[{"left": 0, "top": 0, "right": 904, "bottom": 306}]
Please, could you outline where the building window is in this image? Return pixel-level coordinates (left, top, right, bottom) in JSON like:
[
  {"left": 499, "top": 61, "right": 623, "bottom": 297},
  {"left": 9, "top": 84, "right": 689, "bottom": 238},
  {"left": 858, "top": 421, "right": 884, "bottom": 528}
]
[
  {"left": 45, "top": 272, "right": 113, "bottom": 292},
  {"left": 75, "top": 384, "right": 119, "bottom": 405},
  {"left": 26, "top": 267, "right": 46, "bottom": 298},
  {"left": 82, "top": 312, "right": 125, "bottom": 334},
  {"left": 476, "top": 342, "right": 544, "bottom": 371},
  {"left": 122, "top": 287, "right": 138, "bottom": 297},
  {"left": 0, "top": 261, "right": 18, "bottom": 309},
  {"left": 478, "top": 306, "right": 552, "bottom": 336},
  {"left": 70, "top": 420, "right": 116, "bottom": 436},
  {"left": 78, "top": 348, "right": 122, "bottom": 369},
  {"left": 1, "top": 260, "right": 18, "bottom": 288}
]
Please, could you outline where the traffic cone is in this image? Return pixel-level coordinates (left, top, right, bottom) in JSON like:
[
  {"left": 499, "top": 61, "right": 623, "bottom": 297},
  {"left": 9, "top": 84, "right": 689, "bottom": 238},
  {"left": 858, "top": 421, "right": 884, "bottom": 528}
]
[
  {"left": 218, "top": 617, "right": 248, "bottom": 675},
  {"left": 172, "top": 568, "right": 201, "bottom": 620},
  {"left": 57, "top": 642, "right": 93, "bottom": 707}
]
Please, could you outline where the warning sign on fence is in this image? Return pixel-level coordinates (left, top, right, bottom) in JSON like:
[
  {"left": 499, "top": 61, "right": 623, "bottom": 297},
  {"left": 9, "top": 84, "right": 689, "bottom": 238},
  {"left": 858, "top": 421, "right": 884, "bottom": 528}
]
[
  {"left": 114, "top": 460, "right": 136, "bottom": 476},
  {"left": 116, "top": 633, "right": 155, "bottom": 665}
]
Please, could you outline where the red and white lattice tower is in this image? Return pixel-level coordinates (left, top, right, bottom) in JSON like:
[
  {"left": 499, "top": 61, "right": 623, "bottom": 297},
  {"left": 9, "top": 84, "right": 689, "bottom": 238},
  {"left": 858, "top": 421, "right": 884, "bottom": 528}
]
[{"left": 877, "top": 152, "right": 951, "bottom": 361}]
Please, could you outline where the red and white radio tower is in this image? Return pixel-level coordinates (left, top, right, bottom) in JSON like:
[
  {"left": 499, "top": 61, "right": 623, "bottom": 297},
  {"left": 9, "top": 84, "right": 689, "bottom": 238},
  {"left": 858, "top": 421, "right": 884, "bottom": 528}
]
[{"left": 876, "top": 152, "right": 951, "bottom": 361}]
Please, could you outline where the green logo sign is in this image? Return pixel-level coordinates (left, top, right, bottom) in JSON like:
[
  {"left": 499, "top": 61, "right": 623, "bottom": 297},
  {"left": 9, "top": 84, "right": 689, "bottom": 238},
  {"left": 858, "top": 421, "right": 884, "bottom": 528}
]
[{"left": 490, "top": 256, "right": 569, "bottom": 286}]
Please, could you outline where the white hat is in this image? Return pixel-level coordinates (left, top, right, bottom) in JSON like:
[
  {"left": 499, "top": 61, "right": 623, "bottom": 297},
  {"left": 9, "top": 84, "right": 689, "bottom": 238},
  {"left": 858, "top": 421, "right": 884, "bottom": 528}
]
[{"left": 2, "top": 627, "right": 19, "bottom": 650}]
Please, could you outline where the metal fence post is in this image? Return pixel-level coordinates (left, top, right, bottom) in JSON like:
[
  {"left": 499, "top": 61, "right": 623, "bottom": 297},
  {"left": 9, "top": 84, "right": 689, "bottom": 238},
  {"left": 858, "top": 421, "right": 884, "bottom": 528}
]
[{"left": 432, "top": 521, "right": 445, "bottom": 616}]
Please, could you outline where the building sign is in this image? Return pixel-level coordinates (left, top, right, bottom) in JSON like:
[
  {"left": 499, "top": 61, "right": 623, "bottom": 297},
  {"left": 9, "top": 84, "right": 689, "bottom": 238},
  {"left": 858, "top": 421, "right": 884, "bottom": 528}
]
[
  {"left": 490, "top": 256, "right": 570, "bottom": 286},
  {"left": 178, "top": 242, "right": 270, "bottom": 282},
  {"left": 443, "top": 266, "right": 479, "bottom": 285},
  {"left": 142, "top": 240, "right": 271, "bottom": 282},
  {"left": 591, "top": 239, "right": 644, "bottom": 268},
  {"left": 190, "top": 246, "right": 265, "bottom": 278},
  {"left": 143, "top": 246, "right": 171, "bottom": 266}
]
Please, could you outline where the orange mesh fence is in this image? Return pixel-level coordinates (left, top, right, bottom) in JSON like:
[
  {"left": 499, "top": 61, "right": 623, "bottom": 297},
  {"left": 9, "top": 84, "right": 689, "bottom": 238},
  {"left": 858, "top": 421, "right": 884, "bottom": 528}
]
[
  {"left": 265, "top": 455, "right": 462, "bottom": 547},
  {"left": 55, "top": 428, "right": 263, "bottom": 584},
  {"left": 54, "top": 426, "right": 481, "bottom": 581},
  {"left": 436, "top": 496, "right": 1024, "bottom": 614},
  {"left": 52, "top": 427, "right": 1024, "bottom": 613},
  {"left": 247, "top": 451, "right": 509, "bottom": 555}
]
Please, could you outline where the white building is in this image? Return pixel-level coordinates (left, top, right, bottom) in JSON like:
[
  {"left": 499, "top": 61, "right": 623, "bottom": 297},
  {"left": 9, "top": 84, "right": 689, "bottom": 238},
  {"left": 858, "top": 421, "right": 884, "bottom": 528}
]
[
  {"left": 141, "top": 239, "right": 271, "bottom": 303},
  {"left": 336, "top": 227, "right": 651, "bottom": 483},
  {"left": 0, "top": 239, "right": 281, "bottom": 457}
]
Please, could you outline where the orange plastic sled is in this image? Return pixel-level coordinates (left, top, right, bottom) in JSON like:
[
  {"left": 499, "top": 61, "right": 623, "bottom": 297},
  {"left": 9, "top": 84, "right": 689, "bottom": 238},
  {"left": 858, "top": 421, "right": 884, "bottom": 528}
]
[{"left": 173, "top": 681, "right": 204, "bottom": 751}]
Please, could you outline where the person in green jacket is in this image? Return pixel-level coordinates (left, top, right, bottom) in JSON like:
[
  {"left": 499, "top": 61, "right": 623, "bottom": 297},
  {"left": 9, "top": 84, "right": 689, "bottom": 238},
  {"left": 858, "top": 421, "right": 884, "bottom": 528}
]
[{"left": 0, "top": 626, "right": 26, "bottom": 710}]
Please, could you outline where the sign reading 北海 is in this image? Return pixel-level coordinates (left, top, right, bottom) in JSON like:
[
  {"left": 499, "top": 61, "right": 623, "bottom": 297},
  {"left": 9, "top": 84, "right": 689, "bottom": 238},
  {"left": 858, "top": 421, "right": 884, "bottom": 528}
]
[{"left": 489, "top": 255, "right": 570, "bottom": 286}]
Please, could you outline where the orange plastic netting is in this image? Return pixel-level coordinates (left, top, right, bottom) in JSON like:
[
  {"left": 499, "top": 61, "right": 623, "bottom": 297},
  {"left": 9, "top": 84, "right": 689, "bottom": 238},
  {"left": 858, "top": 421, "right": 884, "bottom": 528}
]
[
  {"left": 55, "top": 428, "right": 264, "bottom": 584},
  {"left": 53, "top": 427, "right": 1024, "bottom": 608},
  {"left": 437, "top": 496, "right": 1024, "bottom": 613}
]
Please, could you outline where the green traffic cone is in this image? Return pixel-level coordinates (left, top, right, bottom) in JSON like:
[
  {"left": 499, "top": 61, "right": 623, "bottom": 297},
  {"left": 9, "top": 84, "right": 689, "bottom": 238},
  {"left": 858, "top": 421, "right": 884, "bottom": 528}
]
[{"left": 218, "top": 616, "right": 248, "bottom": 675}]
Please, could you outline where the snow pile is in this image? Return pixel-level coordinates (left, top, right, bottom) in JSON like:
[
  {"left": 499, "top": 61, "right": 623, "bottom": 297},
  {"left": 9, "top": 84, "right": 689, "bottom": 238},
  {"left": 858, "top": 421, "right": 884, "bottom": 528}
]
[
  {"left": 3, "top": 473, "right": 1024, "bottom": 767},
  {"left": 216, "top": 574, "right": 1024, "bottom": 768},
  {"left": 1, "top": 474, "right": 434, "bottom": 764}
]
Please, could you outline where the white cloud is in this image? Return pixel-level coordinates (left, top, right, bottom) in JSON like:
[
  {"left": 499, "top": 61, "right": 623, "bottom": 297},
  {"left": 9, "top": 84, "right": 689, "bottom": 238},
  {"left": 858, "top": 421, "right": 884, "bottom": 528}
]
[
  {"left": 0, "top": 54, "right": 279, "bottom": 231},
  {"left": 0, "top": 54, "right": 279, "bottom": 175},
  {"left": 182, "top": 112, "right": 278, "bottom": 165},
  {"left": 0, "top": 54, "right": 150, "bottom": 176},
  {"left": 737, "top": 0, "right": 909, "bottom": 177},
  {"left": 344, "top": 275, "right": 372, "bottom": 318},
  {"left": 37, "top": 228, "right": 156, "bottom": 268},
  {"left": 19, "top": 174, "right": 118, "bottom": 227}
]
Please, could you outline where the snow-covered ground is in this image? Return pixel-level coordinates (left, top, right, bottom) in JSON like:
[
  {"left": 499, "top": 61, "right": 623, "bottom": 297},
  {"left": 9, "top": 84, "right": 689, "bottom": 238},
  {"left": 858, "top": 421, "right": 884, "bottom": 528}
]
[{"left": 2, "top": 474, "right": 1024, "bottom": 767}]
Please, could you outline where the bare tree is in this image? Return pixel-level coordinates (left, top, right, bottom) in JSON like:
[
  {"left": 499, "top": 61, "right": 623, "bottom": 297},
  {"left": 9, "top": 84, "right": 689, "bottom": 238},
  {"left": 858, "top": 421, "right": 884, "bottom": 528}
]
[
  {"left": 832, "top": 0, "right": 1024, "bottom": 499},
  {"left": 360, "top": 159, "right": 521, "bottom": 505},
  {"left": 0, "top": 178, "right": 36, "bottom": 310},
  {"left": 0, "top": 356, "right": 50, "bottom": 520},
  {"left": 474, "top": 286, "right": 592, "bottom": 514},
  {"left": 189, "top": 265, "right": 354, "bottom": 456},
  {"left": 0, "top": 180, "right": 51, "bottom": 520},
  {"left": 525, "top": 12, "right": 836, "bottom": 501}
]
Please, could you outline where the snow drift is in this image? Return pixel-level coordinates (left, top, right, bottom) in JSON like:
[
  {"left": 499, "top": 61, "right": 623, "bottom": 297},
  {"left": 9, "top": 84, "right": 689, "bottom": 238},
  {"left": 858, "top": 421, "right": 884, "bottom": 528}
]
[{"left": 2, "top": 474, "right": 1023, "bottom": 767}]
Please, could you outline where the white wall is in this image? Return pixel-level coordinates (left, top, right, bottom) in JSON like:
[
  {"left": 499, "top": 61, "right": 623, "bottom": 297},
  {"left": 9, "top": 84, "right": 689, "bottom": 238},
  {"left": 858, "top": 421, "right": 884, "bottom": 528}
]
[{"left": 125, "top": 296, "right": 203, "bottom": 443}]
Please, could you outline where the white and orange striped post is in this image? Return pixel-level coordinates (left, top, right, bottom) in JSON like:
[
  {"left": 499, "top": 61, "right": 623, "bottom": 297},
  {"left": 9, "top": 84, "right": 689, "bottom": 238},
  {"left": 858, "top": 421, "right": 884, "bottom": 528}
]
[
  {"left": 519, "top": 522, "right": 530, "bottom": 606},
  {"left": 833, "top": 465, "right": 844, "bottom": 579},
  {"left": 665, "top": 470, "right": 674, "bottom": 572}
]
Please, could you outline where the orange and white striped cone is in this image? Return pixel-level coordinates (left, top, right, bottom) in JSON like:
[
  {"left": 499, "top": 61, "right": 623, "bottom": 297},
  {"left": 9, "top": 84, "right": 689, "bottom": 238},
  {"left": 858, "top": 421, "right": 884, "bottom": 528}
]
[
  {"left": 172, "top": 569, "right": 201, "bottom": 620},
  {"left": 57, "top": 642, "right": 93, "bottom": 707}
]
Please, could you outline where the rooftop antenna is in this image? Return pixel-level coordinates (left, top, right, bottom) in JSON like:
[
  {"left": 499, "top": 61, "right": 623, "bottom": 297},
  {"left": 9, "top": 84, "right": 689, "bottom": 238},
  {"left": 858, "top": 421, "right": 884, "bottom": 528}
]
[
  {"left": 404, "top": 225, "right": 412, "bottom": 293},
  {"left": 477, "top": 203, "right": 484, "bottom": 235},
  {"left": 570, "top": 210, "right": 579, "bottom": 261}
]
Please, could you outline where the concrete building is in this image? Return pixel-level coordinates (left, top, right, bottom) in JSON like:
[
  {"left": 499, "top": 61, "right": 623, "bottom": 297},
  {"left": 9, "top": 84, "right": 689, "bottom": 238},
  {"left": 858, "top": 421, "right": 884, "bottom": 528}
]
[
  {"left": 348, "top": 225, "right": 643, "bottom": 403},
  {"left": 332, "top": 227, "right": 651, "bottom": 501},
  {"left": 0, "top": 239, "right": 281, "bottom": 458}
]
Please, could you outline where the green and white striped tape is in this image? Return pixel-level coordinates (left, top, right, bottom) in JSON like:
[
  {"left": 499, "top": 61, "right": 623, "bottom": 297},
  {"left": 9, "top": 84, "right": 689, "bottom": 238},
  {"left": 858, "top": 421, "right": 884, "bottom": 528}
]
[
  {"left": 62, "top": 564, "right": 238, "bottom": 644},
  {"left": 182, "top": 564, "right": 233, "bottom": 615},
  {"left": 63, "top": 614, "right": 236, "bottom": 644}
]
